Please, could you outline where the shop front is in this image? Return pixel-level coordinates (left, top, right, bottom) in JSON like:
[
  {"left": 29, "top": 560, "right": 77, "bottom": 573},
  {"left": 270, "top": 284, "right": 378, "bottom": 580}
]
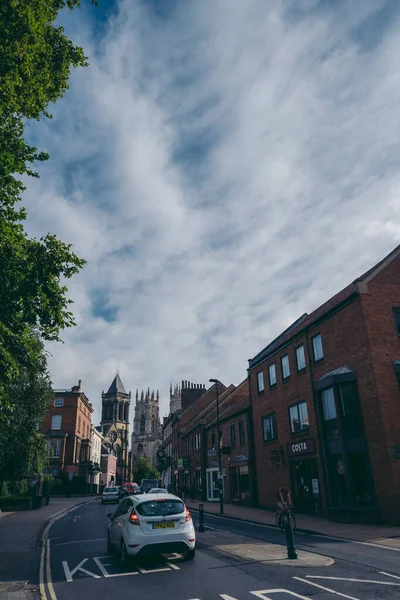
[
  {"left": 287, "top": 438, "right": 322, "bottom": 514},
  {"left": 229, "top": 455, "right": 251, "bottom": 502},
  {"left": 206, "top": 463, "right": 226, "bottom": 501}
]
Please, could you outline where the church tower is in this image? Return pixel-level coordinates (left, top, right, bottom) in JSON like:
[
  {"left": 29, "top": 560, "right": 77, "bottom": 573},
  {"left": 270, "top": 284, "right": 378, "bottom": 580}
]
[
  {"left": 131, "top": 388, "right": 162, "bottom": 471},
  {"left": 101, "top": 373, "right": 131, "bottom": 484}
]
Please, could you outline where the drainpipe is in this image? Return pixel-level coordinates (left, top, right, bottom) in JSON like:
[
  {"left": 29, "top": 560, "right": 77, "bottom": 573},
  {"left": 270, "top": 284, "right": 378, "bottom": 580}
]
[{"left": 247, "top": 368, "right": 259, "bottom": 507}]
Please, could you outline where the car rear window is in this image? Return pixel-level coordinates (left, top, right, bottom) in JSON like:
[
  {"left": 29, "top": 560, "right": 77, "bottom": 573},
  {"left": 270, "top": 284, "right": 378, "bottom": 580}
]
[
  {"left": 104, "top": 487, "right": 118, "bottom": 493},
  {"left": 136, "top": 499, "right": 184, "bottom": 516}
]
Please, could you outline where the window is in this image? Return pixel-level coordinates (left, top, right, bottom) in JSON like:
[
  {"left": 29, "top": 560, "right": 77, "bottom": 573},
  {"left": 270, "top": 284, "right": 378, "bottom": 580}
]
[
  {"left": 54, "top": 397, "right": 64, "bottom": 407},
  {"left": 140, "top": 415, "right": 145, "bottom": 433},
  {"left": 312, "top": 334, "right": 324, "bottom": 362},
  {"left": 393, "top": 308, "right": 400, "bottom": 335},
  {"left": 268, "top": 364, "right": 276, "bottom": 387},
  {"left": 230, "top": 424, "right": 236, "bottom": 448},
  {"left": 281, "top": 354, "right": 290, "bottom": 380},
  {"left": 186, "top": 439, "right": 190, "bottom": 455},
  {"left": 296, "top": 345, "right": 306, "bottom": 371},
  {"left": 51, "top": 415, "right": 62, "bottom": 430},
  {"left": 262, "top": 413, "right": 278, "bottom": 441},
  {"left": 257, "top": 371, "right": 264, "bottom": 392},
  {"left": 136, "top": 499, "right": 184, "bottom": 516},
  {"left": 78, "top": 416, "right": 81, "bottom": 432},
  {"left": 289, "top": 401, "right": 310, "bottom": 433},
  {"left": 239, "top": 421, "right": 245, "bottom": 445},
  {"left": 47, "top": 439, "right": 61, "bottom": 458},
  {"left": 322, "top": 387, "right": 337, "bottom": 421}
]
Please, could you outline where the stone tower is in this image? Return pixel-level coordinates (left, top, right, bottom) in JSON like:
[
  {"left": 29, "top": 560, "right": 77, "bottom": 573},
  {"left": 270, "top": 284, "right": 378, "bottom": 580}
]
[
  {"left": 169, "top": 383, "right": 182, "bottom": 414},
  {"left": 100, "top": 373, "right": 131, "bottom": 484},
  {"left": 131, "top": 388, "right": 162, "bottom": 470}
]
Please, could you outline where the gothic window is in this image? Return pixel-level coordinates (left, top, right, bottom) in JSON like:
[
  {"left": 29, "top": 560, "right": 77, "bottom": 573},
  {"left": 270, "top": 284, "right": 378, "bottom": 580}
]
[
  {"left": 151, "top": 414, "right": 156, "bottom": 431},
  {"left": 137, "top": 443, "right": 144, "bottom": 458},
  {"left": 140, "top": 415, "right": 145, "bottom": 433}
]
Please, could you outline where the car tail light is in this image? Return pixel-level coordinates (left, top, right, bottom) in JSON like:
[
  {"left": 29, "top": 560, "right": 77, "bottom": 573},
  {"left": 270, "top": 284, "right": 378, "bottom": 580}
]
[
  {"left": 129, "top": 509, "right": 140, "bottom": 525},
  {"left": 185, "top": 508, "right": 192, "bottom": 522}
]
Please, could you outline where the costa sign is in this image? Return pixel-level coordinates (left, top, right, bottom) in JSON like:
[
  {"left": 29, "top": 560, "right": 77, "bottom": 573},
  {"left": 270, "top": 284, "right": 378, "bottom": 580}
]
[{"left": 287, "top": 438, "right": 315, "bottom": 457}]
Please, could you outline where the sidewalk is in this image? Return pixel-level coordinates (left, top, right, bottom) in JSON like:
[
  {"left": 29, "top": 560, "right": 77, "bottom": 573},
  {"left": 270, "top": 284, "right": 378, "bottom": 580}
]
[
  {"left": 0, "top": 496, "right": 97, "bottom": 597},
  {"left": 185, "top": 500, "right": 400, "bottom": 545}
]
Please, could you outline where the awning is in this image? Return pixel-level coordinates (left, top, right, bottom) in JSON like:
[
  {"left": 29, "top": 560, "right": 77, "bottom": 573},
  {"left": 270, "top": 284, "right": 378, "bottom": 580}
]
[{"left": 315, "top": 365, "right": 357, "bottom": 390}]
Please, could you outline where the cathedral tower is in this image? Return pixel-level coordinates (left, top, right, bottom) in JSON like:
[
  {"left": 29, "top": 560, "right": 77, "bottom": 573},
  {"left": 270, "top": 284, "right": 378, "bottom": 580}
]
[
  {"left": 100, "top": 373, "right": 131, "bottom": 484},
  {"left": 131, "top": 388, "right": 162, "bottom": 470}
]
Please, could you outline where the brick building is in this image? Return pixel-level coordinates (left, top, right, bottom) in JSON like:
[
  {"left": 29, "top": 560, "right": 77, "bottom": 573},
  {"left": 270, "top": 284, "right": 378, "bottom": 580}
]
[
  {"left": 41, "top": 380, "right": 94, "bottom": 490},
  {"left": 249, "top": 245, "right": 400, "bottom": 524}
]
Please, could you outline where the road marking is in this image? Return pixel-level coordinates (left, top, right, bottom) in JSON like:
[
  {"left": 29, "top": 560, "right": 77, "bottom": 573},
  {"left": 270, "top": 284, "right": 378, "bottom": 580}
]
[
  {"left": 62, "top": 558, "right": 101, "bottom": 582},
  {"left": 167, "top": 562, "right": 180, "bottom": 570},
  {"left": 54, "top": 538, "right": 107, "bottom": 547},
  {"left": 294, "top": 577, "right": 360, "bottom": 599},
  {"left": 251, "top": 589, "right": 309, "bottom": 599},
  {"left": 39, "top": 539, "right": 47, "bottom": 600},
  {"left": 92, "top": 557, "right": 138, "bottom": 577},
  {"left": 305, "top": 575, "right": 400, "bottom": 586},
  {"left": 46, "top": 540, "right": 57, "bottom": 600},
  {"left": 137, "top": 565, "right": 172, "bottom": 574},
  {"left": 308, "top": 532, "right": 400, "bottom": 552},
  {"left": 380, "top": 571, "right": 400, "bottom": 580}
]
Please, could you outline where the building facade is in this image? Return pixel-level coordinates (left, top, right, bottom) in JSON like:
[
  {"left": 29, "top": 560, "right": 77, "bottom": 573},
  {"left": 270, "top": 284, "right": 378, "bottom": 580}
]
[
  {"left": 130, "top": 389, "right": 162, "bottom": 470},
  {"left": 249, "top": 245, "right": 400, "bottom": 524},
  {"left": 100, "top": 374, "right": 131, "bottom": 485},
  {"left": 41, "top": 380, "right": 93, "bottom": 491},
  {"left": 89, "top": 425, "right": 103, "bottom": 491}
]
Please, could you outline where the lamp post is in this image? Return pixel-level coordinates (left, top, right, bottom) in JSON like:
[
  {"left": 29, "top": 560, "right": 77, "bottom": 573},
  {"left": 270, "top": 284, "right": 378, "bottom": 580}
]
[{"left": 209, "top": 379, "right": 224, "bottom": 515}]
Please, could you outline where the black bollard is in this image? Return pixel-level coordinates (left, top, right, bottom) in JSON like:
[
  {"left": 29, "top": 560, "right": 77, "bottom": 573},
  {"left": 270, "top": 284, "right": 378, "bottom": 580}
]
[
  {"left": 199, "top": 503, "right": 205, "bottom": 533},
  {"left": 285, "top": 511, "right": 298, "bottom": 559}
]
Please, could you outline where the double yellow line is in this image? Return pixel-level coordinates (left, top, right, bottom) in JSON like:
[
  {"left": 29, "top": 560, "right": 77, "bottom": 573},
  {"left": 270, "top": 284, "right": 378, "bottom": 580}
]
[{"left": 39, "top": 538, "right": 57, "bottom": 600}]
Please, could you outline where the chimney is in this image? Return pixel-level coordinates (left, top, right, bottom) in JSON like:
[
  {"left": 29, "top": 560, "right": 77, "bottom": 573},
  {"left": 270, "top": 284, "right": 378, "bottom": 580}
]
[
  {"left": 182, "top": 380, "right": 184, "bottom": 389},
  {"left": 78, "top": 380, "right": 82, "bottom": 391}
]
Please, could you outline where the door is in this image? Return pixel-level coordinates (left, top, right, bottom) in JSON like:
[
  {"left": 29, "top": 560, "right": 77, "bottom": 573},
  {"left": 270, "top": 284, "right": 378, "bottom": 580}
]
[
  {"left": 290, "top": 458, "right": 320, "bottom": 514},
  {"left": 206, "top": 469, "right": 220, "bottom": 501},
  {"left": 110, "top": 499, "right": 132, "bottom": 544}
]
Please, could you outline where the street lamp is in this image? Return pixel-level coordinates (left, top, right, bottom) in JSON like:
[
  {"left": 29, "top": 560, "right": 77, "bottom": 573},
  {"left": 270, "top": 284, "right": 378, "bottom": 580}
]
[{"left": 209, "top": 379, "right": 224, "bottom": 515}]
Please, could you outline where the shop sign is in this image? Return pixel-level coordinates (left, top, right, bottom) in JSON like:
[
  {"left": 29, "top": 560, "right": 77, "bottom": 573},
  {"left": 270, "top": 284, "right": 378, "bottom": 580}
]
[{"left": 287, "top": 438, "right": 315, "bottom": 457}]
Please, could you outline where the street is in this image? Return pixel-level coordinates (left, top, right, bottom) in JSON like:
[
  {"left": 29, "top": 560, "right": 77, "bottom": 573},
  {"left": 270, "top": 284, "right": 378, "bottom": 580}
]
[{"left": 39, "top": 501, "right": 400, "bottom": 600}]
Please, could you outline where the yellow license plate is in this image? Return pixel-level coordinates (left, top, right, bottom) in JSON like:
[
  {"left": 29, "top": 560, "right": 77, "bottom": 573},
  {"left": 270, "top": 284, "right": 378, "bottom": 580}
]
[{"left": 154, "top": 522, "right": 175, "bottom": 529}]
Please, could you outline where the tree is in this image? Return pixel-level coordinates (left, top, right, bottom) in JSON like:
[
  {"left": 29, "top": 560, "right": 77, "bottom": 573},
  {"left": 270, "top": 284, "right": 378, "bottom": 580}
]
[
  {"left": 0, "top": 0, "right": 97, "bottom": 413},
  {"left": 132, "top": 458, "right": 159, "bottom": 484},
  {"left": 0, "top": 334, "right": 53, "bottom": 481}
]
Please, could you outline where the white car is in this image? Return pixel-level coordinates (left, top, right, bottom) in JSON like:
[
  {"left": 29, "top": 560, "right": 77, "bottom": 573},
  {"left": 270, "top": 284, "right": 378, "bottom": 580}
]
[
  {"left": 107, "top": 493, "right": 196, "bottom": 565},
  {"left": 101, "top": 486, "right": 120, "bottom": 504}
]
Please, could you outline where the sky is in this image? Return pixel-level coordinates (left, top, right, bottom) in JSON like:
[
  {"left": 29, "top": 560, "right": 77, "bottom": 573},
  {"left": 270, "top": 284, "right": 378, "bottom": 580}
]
[{"left": 23, "top": 0, "right": 400, "bottom": 423}]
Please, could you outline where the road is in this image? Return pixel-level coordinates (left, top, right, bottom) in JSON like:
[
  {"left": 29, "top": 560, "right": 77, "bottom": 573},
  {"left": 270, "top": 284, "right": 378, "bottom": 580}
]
[{"left": 40, "top": 500, "right": 400, "bottom": 600}]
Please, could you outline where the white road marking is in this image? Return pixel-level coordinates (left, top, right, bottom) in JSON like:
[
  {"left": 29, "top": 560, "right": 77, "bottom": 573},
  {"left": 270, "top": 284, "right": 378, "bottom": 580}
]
[
  {"left": 220, "top": 595, "right": 239, "bottom": 600},
  {"left": 137, "top": 565, "right": 172, "bottom": 574},
  {"left": 92, "top": 557, "right": 138, "bottom": 577},
  {"left": 167, "top": 562, "right": 180, "bottom": 570},
  {"left": 62, "top": 558, "right": 101, "bottom": 582},
  {"left": 54, "top": 538, "right": 107, "bottom": 547},
  {"left": 380, "top": 571, "right": 400, "bottom": 580},
  {"left": 294, "top": 577, "right": 360, "bottom": 599},
  {"left": 306, "top": 575, "right": 400, "bottom": 586},
  {"left": 251, "top": 589, "right": 309, "bottom": 599},
  {"left": 45, "top": 540, "right": 57, "bottom": 600},
  {"left": 39, "top": 539, "right": 47, "bottom": 600}
]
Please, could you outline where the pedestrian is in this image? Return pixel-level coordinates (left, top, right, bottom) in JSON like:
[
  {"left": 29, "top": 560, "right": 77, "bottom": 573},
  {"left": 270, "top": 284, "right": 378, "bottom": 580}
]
[{"left": 276, "top": 484, "right": 292, "bottom": 529}]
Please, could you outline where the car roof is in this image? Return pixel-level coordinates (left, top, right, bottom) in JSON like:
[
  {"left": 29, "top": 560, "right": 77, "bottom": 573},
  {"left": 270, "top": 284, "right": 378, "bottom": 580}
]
[{"left": 129, "top": 492, "right": 182, "bottom": 503}]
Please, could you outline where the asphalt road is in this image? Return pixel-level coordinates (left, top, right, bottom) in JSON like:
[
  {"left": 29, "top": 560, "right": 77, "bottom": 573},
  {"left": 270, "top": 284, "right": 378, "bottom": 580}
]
[{"left": 40, "top": 500, "right": 400, "bottom": 600}]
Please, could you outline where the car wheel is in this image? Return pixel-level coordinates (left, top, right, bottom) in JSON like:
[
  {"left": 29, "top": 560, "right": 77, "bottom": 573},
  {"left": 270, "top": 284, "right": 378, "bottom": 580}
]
[
  {"left": 120, "top": 539, "right": 131, "bottom": 567},
  {"left": 183, "top": 547, "right": 195, "bottom": 561}
]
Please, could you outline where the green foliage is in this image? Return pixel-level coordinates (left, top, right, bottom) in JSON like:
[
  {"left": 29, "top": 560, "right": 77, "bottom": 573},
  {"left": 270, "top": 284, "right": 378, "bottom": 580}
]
[
  {"left": 13, "top": 479, "right": 29, "bottom": 495},
  {"left": 0, "top": 481, "right": 9, "bottom": 497},
  {"left": 132, "top": 458, "right": 160, "bottom": 484}
]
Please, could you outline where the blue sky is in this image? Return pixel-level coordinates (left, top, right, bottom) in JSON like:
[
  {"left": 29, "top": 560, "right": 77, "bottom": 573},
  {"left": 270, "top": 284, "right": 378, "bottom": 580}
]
[{"left": 23, "top": 0, "right": 400, "bottom": 421}]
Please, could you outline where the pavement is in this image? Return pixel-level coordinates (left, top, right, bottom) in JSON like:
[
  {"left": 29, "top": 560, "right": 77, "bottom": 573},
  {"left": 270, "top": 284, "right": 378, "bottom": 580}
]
[
  {"left": 36, "top": 499, "right": 400, "bottom": 600},
  {"left": 185, "top": 499, "right": 400, "bottom": 546},
  {"left": 0, "top": 496, "right": 98, "bottom": 600}
]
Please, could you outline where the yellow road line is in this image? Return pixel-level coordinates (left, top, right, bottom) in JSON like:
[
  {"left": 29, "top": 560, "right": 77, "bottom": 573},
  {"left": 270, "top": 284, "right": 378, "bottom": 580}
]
[
  {"left": 39, "top": 541, "right": 47, "bottom": 600},
  {"left": 46, "top": 539, "right": 58, "bottom": 600}
]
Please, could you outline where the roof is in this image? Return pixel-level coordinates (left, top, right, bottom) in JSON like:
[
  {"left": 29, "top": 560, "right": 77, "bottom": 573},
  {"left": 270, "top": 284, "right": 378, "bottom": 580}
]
[
  {"left": 318, "top": 365, "right": 355, "bottom": 381},
  {"left": 107, "top": 373, "right": 127, "bottom": 395},
  {"left": 249, "top": 244, "right": 400, "bottom": 369}
]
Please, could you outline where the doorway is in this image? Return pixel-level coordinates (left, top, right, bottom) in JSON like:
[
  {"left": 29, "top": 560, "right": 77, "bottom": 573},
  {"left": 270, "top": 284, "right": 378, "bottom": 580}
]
[
  {"left": 206, "top": 468, "right": 220, "bottom": 501},
  {"left": 289, "top": 458, "right": 321, "bottom": 514}
]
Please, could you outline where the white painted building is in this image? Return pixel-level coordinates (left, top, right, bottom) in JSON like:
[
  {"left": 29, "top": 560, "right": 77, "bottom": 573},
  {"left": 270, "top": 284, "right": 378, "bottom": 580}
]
[{"left": 90, "top": 425, "right": 103, "bottom": 490}]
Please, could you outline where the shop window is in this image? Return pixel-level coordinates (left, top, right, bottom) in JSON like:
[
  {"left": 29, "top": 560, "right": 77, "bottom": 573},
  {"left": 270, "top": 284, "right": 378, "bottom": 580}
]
[
  {"left": 295, "top": 345, "right": 306, "bottom": 371},
  {"left": 268, "top": 363, "right": 276, "bottom": 386},
  {"left": 289, "top": 401, "right": 309, "bottom": 433},
  {"left": 239, "top": 421, "right": 245, "bottom": 445},
  {"left": 281, "top": 355, "right": 290, "bottom": 380},
  {"left": 312, "top": 334, "right": 324, "bottom": 362},
  {"left": 338, "top": 382, "right": 363, "bottom": 437},
  {"left": 262, "top": 413, "right": 277, "bottom": 441},
  {"left": 257, "top": 371, "right": 264, "bottom": 392},
  {"left": 230, "top": 424, "right": 236, "bottom": 448}
]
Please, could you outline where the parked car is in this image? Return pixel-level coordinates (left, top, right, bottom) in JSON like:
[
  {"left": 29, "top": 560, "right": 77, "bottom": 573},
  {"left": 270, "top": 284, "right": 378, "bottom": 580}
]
[
  {"left": 149, "top": 488, "right": 168, "bottom": 494},
  {"left": 107, "top": 493, "right": 195, "bottom": 565},
  {"left": 101, "top": 486, "right": 120, "bottom": 504},
  {"left": 122, "top": 482, "right": 141, "bottom": 496}
]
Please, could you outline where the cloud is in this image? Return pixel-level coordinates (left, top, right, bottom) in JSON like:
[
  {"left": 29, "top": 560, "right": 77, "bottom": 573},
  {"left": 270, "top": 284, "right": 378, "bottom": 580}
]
[{"left": 22, "top": 0, "right": 400, "bottom": 422}]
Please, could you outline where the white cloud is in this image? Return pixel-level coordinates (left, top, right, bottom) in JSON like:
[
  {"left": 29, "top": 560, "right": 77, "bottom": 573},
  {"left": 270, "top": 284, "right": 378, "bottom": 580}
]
[{"left": 22, "top": 0, "right": 400, "bottom": 422}]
